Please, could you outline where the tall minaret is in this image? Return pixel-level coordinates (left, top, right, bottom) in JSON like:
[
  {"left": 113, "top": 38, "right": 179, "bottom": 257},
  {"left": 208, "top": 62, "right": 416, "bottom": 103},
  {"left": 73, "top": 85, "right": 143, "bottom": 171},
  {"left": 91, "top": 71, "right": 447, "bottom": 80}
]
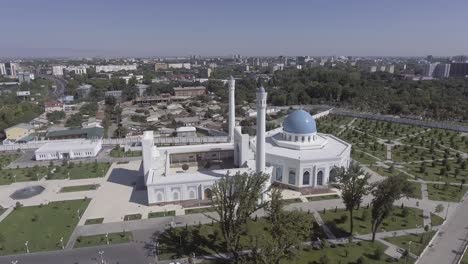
[
  {"left": 256, "top": 86, "right": 267, "bottom": 173},
  {"left": 228, "top": 76, "right": 235, "bottom": 142}
]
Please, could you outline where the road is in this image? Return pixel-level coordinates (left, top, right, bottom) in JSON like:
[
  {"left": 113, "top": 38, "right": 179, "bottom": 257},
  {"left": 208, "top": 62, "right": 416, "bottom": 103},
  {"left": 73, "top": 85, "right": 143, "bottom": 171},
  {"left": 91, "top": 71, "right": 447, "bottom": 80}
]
[
  {"left": 36, "top": 73, "right": 67, "bottom": 98},
  {"left": 417, "top": 193, "right": 468, "bottom": 264}
]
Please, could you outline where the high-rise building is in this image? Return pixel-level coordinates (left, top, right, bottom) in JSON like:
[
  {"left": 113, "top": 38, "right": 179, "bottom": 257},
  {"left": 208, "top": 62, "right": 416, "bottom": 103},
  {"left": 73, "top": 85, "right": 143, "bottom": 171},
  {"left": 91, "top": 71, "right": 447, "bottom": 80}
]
[
  {"left": 5, "top": 62, "right": 17, "bottom": 78},
  {"left": 52, "top": 65, "right": 65, "bottom": 76},
  {"left": 424, "top": 63, "right": 439, "bottom": 77},
  {"left": 433, "top": 64, "right": 451, "bottom": 78},
  {"left": 449, "top": 63, "right": 468, "bottom": 77},
  {"left": 0, "top": 63, "right": 6, "bottom": 75}
]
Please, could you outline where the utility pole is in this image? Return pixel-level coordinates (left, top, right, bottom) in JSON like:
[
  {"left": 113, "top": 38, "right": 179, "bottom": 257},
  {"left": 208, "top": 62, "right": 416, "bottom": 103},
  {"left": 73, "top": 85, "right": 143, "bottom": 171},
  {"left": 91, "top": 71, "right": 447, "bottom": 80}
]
[{"left": 24, "top": 241, "right": 29, "bottom": 254}]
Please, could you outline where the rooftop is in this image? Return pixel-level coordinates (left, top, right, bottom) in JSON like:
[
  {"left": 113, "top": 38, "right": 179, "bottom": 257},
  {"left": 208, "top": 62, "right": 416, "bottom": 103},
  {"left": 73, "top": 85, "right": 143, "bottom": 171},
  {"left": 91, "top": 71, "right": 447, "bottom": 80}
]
[{"left": 36, "top": 140, "right": 101, "bottom": 152}]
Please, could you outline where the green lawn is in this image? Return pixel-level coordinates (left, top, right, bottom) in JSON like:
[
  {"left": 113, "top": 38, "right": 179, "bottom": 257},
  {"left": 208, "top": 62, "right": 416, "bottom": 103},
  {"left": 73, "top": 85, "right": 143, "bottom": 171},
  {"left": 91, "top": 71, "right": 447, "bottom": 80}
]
[
  {"left": 157, "top": 216, "right": 320, "bottom": 261},
  {"left": 84, "top": 218, "right": 104, "bottom": 225},
  {"left": 352, "top": 150, "right": 380, "bottom": 165},
  {"left": 60, "top": 184, "right": 100, "bottom": 193},
  {"left": 288, "top": 241, "right": 410, "bottom": 264},
  {"left": 307, "top": 194, "right": 340, "bottom": 201},
  {"left": 0, "top": 154, "right": 20, "bottom": 168},
  {"left": 124, "top": 214, "right": 142, "bottom": 221},
  {"left": 149, "top": 210, "right": 176, "bottom": 218},
  {"left": 430, "top": 213, "right": 444, "bottom": 226},
  {"left": 461, "top": 248, "right": 468, "bottom": 264},
  {"left": 185, "top": 207, "right": 217, "bottom": 215},
  {"left": 0, "top": 199, "right": 90, "bottom": 255},
  {"left": 403, "top": 159, "right": 467, "bottom": 183},
  {"left": 426, "top": 183, "right": 467, "bottom": 202},
  {"left": 321, "top": 206, "right": 424, "bottom": 237},
  {"left": 384, "top": 231, "right": 436, "bottom": 256},
  {"left": 0, "top": 162, "right": 111, "bottom": 185},
  {"left": 74, "top": 231, "right": 132, "bottom": 248}
]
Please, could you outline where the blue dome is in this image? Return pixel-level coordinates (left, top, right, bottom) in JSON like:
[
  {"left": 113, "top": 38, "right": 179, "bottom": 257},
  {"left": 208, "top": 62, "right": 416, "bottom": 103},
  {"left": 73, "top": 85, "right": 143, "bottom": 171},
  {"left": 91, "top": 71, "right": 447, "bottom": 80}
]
[{"left": 283, "top": 110, "right": 317, "bottom": 134}]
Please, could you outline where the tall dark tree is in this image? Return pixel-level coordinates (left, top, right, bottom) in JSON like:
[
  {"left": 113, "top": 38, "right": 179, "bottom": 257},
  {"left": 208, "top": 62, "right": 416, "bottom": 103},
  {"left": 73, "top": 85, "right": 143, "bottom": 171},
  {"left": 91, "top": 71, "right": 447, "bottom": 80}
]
[
  {"left": 370, "top": 175, "right": 414, "bottom": 241},
  {"left": 334, "top": 162, "right": 370, "bottom": 235},
  {"left": 209, "top": 171, "right": 270, "bottom": 263},
  {"left": 250, "top": 189, "right": 312, "bottom": 264}
]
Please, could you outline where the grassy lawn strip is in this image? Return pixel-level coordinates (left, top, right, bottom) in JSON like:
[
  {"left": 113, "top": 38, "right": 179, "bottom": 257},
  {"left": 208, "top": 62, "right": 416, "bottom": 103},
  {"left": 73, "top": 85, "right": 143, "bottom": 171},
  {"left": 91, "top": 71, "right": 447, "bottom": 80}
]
[
  {"left": 149, "top": 210, "right": 176, "bottom": 218},
  {"left": 0, "top": 154, "right": 20, "bottom": 168},
  {"left": 307, "top": 194, "right": 340, "bottom": 201},
  {"left": 124, "top": 214, "right": 142, "bottom": 221},
  {"left": 0, "top": 162, "right": 111, "bottom": 185},
  {"left": 185, "top": 207, "right": 217, "bottom": 215},
  {"left": 84, "top": 218, "right": 104, "bottom": 225},
  {"left": 60, "top": 184, "right": 100, "bottom": 193},
  {"left": 320, "top": 206, "right": 424, "bottom": 237},
  {"left": 384, "top": 231, "right": 436, "bottom": 256},
  {"left": 75, "top": 231, "right": 132, "bottom": 248},
  {"left": 0, "top": 199, "right": 90, "bottom": 255},
  {"left": 462, "top": 248, "right": 468, "bottom": 264},
  {"left": 427, "top": 183, "right": 467, "bottom": 202},
  {"left": 430, "top": 213, "right": 444, "bottom": 226}
]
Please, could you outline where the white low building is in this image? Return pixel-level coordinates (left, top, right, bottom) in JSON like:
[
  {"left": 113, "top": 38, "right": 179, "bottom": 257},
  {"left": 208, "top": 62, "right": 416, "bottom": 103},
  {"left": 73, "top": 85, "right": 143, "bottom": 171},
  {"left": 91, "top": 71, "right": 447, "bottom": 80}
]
[{"left": 35, "top": 140, "right": 102, "bottom": 161}]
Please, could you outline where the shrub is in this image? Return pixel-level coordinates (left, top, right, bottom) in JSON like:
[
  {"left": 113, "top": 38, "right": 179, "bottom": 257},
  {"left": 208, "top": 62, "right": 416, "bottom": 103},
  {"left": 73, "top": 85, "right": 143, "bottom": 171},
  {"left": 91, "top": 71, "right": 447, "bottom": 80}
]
[{"left": 182, "top": 164, "right": 189, "bottom": 171}]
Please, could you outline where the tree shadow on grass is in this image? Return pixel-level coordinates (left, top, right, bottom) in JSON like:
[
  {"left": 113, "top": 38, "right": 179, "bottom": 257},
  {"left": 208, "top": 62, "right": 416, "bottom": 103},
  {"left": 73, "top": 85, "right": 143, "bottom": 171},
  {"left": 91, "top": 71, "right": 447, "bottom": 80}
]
[{"left": 155, "top": 225, "right": 228, "bottom": 261}]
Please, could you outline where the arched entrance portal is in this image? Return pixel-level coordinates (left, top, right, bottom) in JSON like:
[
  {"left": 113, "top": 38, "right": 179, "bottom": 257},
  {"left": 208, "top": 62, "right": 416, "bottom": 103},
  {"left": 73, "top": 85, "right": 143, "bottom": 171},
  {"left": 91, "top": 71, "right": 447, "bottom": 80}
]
[
  {"left": 302, "top": 171, "right": 310, "bottom": 185},
  {"left": 204, "top": 188, "right": 212, "bottom": 200},
  {"left": 317, "top": 171, "right": 324, "bottom": 186}
]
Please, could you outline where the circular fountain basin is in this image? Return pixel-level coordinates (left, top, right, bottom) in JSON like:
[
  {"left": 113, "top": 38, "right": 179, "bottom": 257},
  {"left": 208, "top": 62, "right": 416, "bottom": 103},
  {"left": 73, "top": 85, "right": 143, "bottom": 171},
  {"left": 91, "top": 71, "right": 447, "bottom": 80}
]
[{"left": 10, "top": 185, "right": 45, "bottom": 200}]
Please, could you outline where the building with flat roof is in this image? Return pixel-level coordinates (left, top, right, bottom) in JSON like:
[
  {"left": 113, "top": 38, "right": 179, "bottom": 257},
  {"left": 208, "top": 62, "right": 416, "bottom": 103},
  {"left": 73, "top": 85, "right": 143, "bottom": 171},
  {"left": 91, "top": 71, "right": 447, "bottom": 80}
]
[
  {"left": 105, "top": 90, "right": 122, "bottom": 99},
  {"left": 52, "top": 65, "right": 65, "bottom": 76},
  {"left": 0, "top": 63, "right": 6, "bottom": 75},
  {"left": 96, "top": 64, "right": 137, "bottom": 73},
  {"left": 44, "top": 100, "right": 64, "bottom": 113},
  {"left": 35, "top": 139, "right": 102, "bottom": 161},
  {"left": 173, "top": 86, "right": 206, "bottom": 97}
]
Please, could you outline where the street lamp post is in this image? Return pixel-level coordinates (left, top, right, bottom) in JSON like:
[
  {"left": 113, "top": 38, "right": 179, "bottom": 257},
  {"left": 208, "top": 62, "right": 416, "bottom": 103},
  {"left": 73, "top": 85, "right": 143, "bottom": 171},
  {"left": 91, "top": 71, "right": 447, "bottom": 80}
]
[
  {"left": 25, "top": 241, "right": 29, "bottom": 254},
  {"left": 60, "top": 237, "right": 64, "bottom": 249},
  {"left": 105, "top": 233, "right": 109, "bottom": 245},
  {"left": 98, "top": 250, "right": 105, "bottom": 264},
  {"left": 13, "top": 174, "right": 16, "bottom": 183},
  {"left": 11, "top": 260, "right": 18, "bottom": 264},
  {"left": 77, "top": 209, "right": 81, "bottom": 220},
  {"left": 445, "top": 202, "right": 450, "bottom": 220}
]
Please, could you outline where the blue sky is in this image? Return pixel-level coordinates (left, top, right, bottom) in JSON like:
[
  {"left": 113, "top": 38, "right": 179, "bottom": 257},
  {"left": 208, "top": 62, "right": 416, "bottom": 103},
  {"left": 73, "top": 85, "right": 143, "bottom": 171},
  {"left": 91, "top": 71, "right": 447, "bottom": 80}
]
[{"left": 1, "top": 0, "right": 467, "bottom": 57}]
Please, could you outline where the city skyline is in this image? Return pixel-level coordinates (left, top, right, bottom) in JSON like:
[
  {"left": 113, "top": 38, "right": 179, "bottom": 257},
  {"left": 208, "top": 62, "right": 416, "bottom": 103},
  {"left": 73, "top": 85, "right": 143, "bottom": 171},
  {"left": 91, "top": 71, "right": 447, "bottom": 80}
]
[{"left": 2, "top": 0, "right": 468, "bottom": 58}]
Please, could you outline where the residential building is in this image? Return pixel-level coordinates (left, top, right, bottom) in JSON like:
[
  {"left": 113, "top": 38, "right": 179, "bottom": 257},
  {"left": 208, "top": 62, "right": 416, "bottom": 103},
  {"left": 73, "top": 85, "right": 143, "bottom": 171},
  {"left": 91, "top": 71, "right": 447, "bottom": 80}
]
[
  {"left": 5, "top": 62, "right": 17, "bottom": 77},
  {"left": 52, "top": 65, "right": 66, "bottom": 76},
  {"left": 104, "top": 90, "right": 123, "bottom": 98},
  {"left": 174, "top": 116, "right": 200, "bottom": 126},
  {"left": 433, "top": 64, "right": 451, "bottom": 78},
  {"left": 95, "top": 64, "right": 137, "bottom": 73},
  {"left": 44, "top": 100, "right": 64, "bottom": 113},
  {"left": 167, "top": 63, "right": 191, "bottom": 69},
  {"left": 0, "top": 63, "right": 6, "bottom": 75},
  {"left": 176, "top": 126, "right": 197, "bottom": 137},
  {"left": 449, "top": 63, "right": 468, "bottom": 77},
  {"left": 76, "top": 84, "right": 93, "bottom": 98},
  {"left": 173, "top": 86, "right": 206, "bottom": 97},
  {"left": 66, "top": 66, "right": 87, "bottom": 75},
  {"left": 154, "top": 63, "right": 168, "bottom": 71},
  {"left": 17, "top": 72, "right": 35, "bottom": 83},
  {"left": 4, "top": 123, "right": 35, "bottom": 142},
  {"left": 35, "top": 140, "right": 102, "bottom": 161}
]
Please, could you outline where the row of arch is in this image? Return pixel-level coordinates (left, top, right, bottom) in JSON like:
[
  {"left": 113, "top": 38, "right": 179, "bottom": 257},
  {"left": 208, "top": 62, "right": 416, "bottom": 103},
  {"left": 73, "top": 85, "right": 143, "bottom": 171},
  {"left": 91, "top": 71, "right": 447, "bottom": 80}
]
[
  {"left": 275, "top": 166, "right": 329, "bottom": 186},
  {"left": 154, "top": 188, "right": 213, "bottom": 203}
]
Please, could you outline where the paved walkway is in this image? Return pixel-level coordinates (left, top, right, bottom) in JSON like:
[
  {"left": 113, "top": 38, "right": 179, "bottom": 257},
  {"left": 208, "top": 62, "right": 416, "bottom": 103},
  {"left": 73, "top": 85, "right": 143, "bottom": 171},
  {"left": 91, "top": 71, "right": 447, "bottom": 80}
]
[
  {"left": 0, "top": 207, "right": 13, "bottom": 223},
  {"left": 311, "top": 210, "right": 336, "bottom": 239},
  {"left": 418, "top": 193, "right": 468, "bottom": 264}
]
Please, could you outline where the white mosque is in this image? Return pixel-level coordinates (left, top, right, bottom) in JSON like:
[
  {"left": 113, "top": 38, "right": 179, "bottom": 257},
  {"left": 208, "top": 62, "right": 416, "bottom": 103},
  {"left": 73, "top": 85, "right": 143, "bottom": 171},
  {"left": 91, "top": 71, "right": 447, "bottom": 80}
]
[{"left": 141, "top": 77, "right": 351, "bottom": 205}]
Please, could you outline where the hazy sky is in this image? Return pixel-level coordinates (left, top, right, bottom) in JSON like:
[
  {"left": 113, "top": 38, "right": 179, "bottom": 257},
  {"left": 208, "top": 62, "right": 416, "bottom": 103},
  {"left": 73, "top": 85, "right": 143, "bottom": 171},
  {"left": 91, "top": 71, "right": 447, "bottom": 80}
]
[{"left": 1, "top": 0, "right": 467, "bottom": 57}]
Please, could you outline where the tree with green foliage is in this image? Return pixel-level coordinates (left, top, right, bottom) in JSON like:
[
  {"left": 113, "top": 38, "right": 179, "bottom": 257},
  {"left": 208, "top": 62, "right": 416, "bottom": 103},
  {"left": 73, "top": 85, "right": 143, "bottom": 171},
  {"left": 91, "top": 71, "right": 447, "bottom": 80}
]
[
  {"left": 334, "top": 162, "right": 371, "bottom": 235},
  {"left": 65, "top": 113, "right": 82, "bottom": 127},
  {"left": 46, "top": 110, "right": 65, "bottom": 123},
  {"left": 250, "top": 188, "right": 312, "bottom": 264},
  {"left": 208, "top": 171, "right": 270, "bottom": 264},
  {"left": 370, "top": 175, "right": 414, "bottom": 241}
]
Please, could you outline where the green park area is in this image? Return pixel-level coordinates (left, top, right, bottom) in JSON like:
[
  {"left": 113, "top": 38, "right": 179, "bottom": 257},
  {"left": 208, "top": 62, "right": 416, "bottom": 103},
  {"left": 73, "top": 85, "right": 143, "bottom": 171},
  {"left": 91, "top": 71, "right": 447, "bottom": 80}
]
[
  {"left": 306, "top": 194, "right": 340, "bottom": 202},
  {"left": 0, "top": 199, "right": 90, "bottom": 255},
  {"left": 320, "top": 206, "right": 424, "bottom": 237},
  {"left": 157, "top": 216, "right": 408, "bottom": 263},
  {"left": 461, "top": 249, "right": 468, "bottom": 264},
  {"left": 74, "top": 231, "right": 132, "bottom": 248},
  {"left": 384, "top": 231, "right": 436, "bottom": 256},
  {"left": 426, "top": 183, "right": 467, "bottom": 202},
  {"left": 124, "top": 214, "right": 142, "bottom": 221},
  {"left": 60, "top": 184, "right": 100, "bottom": 193},
  {"left": 149, "top": 210, "right": 176, "bottom": 218},
  {"left": 0, "top": 154, "right": 20, "bottom": 168},
  {"left": 0, "top": 162, "right": 110, "bottom": 185},
  {"left": 430, "top": 213, "right": 444, "bottom": 226},
  {"left": 185, "top": 207, "right": 217, "bottom": 215}
]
